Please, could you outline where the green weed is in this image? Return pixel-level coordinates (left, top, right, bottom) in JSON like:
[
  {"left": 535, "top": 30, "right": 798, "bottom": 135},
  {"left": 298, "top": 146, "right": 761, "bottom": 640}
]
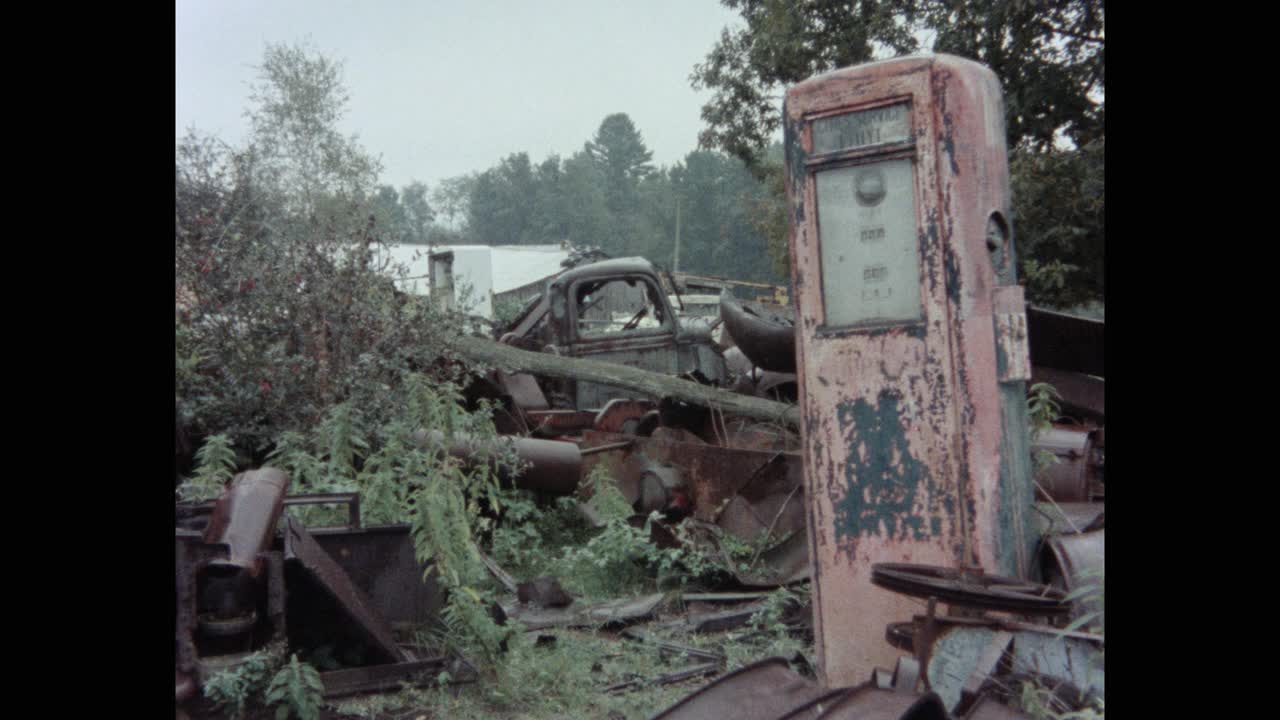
[
  {"left": 202, "top": 643, "right": 285, "bottom": 719},
  {"left": 264, "top": 654, "right": 325, "bottom": 720},
  {"left": 178, "top": 432, "right": 238, "bottom": 502}
]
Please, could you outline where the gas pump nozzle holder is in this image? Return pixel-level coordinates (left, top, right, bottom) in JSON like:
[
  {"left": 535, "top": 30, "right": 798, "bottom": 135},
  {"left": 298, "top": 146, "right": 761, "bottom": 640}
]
[{"left": 783, "top": 54, "right": 1035, "bottom": 686}]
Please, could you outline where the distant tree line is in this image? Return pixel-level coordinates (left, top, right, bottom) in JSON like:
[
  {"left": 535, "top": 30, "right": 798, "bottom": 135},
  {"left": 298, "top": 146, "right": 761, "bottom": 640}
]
[{"left": 374, "top": 113, "right": 788, "bottom": 285}]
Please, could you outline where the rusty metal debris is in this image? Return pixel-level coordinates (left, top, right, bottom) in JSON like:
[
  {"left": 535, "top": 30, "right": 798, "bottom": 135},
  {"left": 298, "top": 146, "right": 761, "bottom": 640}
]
[
  {"left": 620, "top": 628, "right": 726, "bottom": 664},
  {"left": 960, "top": 694, "right": 1032, "bottom": 720},
  {"left": 651, "top": 656, "right": 951, "bottom": 720},
  {"left": 719, "top": 295, "right": 797, "bottom": 374},
  {"left": 414, "top": 429, "right": 583, "bottom": 495},
  {"left": 1031, "top": 502, "right": 1103, "bottom": 537},
  {"left": 1032, "top": 424, "right": 1103, "bottom": 503},
  {"left": 604, "top": 662, "right": 722, "bottom": 695},
  {"left": 177, "top": 471, "right": 466, "bottom": 708},
  {"left": 178, "top": 254, "right": 1106, "bottom": 714},
  {"left": 919, "top": 622, "right": 1104, "bottom": 713},
  {"left": 683, "top": 600, "right": 770, "bottom": 634},
  {"left": 870, "top": 564, "right": 1071, "bottom": 616},
  {"left": 1040, "top": 529, "right": 1104, "bottom": 631},
  {"left": 201, "top": 468, "right": 290, "bottom": 577},
  {"left": 283, "top": 516, "right": 408, "bottom": 666},
  {"left": 503, "top": 592, "right": 668, "bottom": 631},
  {"left": 650, "top": 658, "right": 835, "bottom": 720},
  {"left": 876, "top": 600, "right": 1103, "bottom": 715},
  {"left": 578, "top": 427, "right": 807, "bottom": 584},
  {"left": 1025, "top": 307, "right": 1104, "bottom": 379},
  {"left": 815, "top": 683, "right": 950, "bottom": 720}
]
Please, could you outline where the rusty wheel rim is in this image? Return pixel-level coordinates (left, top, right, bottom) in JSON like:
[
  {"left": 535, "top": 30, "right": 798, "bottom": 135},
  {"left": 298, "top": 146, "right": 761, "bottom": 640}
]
[{"left": 871, "top": 563, "right": 1070, "bottom": 614}]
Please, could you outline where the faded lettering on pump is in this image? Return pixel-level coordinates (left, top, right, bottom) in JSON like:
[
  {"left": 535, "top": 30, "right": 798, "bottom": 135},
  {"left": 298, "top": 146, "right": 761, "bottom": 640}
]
[{"left": 812, "top": 102, "right": 911, "bottom": 154}]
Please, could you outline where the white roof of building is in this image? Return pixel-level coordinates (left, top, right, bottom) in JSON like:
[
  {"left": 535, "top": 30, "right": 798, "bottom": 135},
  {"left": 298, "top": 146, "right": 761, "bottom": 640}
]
[
  {"left": 486, "top": 245, "right": 570, "bottom": 293},
  {"left": 381, "top": 244, "right": 566, "bottom": 289}
]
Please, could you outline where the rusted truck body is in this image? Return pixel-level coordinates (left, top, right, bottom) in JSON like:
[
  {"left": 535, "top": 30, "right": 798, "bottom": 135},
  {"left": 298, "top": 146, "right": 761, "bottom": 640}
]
[{"left": 498, "top": 257, "right": 729, "bottom": 410}]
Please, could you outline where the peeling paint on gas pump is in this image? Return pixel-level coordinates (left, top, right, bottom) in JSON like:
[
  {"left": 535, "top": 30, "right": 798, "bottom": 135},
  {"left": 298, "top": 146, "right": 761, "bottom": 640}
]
[{"left": 830, "top": 393, "right": 931, "bottom": 545}]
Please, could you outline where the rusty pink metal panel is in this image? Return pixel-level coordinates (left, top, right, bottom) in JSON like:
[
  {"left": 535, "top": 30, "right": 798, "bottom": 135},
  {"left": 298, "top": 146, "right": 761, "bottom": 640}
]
[{"left": 784, "top": 55, "right": 1033, "bottom": 686}]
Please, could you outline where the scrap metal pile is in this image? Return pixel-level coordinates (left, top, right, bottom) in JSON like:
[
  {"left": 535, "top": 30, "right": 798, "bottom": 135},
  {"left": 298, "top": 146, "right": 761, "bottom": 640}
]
[
  {"left": 175, "top": 265, "right": 1102, "bottom": 717},
  {"left": 175, "top": 470, "right": 473, "bottom": 706}
]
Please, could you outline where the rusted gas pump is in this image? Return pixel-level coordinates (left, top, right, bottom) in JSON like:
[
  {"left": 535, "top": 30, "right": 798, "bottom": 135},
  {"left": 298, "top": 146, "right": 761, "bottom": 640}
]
[{"left": 783, "top": 54, "right": 1035, "bottom": 686}]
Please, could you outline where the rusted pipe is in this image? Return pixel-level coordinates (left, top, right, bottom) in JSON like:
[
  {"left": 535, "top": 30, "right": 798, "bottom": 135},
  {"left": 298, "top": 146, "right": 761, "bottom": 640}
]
[
  {"left": 413, "top": 430, "right": 582, "bottom": 495},
  {"left": 201, "top": 468, "right": 290, "bottom": 577}
]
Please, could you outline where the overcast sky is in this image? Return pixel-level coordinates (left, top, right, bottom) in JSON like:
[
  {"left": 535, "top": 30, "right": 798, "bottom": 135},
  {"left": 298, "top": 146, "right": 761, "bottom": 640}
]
[{"left": 176, "top": 0, "right": 745, "bottom": 192}]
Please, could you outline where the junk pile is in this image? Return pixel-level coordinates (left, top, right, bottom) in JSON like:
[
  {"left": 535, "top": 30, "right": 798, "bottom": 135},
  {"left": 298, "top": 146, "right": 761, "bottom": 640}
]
[
  {"left": 175, "top": 470, "right": 474, "bottom": 707},
  {"left": 176, "top": 266, "right": 1102, "bottom": 716},
  {"left": 643, "top": 535, "right": 1102, "bottom": 719}
]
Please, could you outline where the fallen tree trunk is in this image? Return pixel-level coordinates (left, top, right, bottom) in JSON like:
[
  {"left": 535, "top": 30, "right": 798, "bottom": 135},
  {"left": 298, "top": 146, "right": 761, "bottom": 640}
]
[{"left": 449, "top": 335, "right": 801, "bottom": 430}]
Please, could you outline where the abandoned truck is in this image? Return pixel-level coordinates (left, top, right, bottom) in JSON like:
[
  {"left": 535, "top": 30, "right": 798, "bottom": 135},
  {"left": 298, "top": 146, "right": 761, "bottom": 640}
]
[{"left": 493, "top": 257, "right": 730, "bottom": 410}]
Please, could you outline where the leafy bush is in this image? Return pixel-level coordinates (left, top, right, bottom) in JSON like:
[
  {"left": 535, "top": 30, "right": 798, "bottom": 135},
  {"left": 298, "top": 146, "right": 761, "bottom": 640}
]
[{"left": 176, "top": 41, "right": 466, "bottom": 456}]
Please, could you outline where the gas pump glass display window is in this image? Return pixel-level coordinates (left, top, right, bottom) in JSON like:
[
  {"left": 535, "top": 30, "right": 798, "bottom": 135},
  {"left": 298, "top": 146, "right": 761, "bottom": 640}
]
[{"left": 816, "top": 156, "right": 921, "bottom": 327}]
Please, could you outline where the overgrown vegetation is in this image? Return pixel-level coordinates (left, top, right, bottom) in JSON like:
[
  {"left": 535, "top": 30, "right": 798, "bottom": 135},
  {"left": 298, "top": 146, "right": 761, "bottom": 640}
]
[
  {"left": 202, "top": 642, "right": 287, "bottom": 719},
  {"left": 265, "top": 655, "right": 326, "bottom": 720},
  {"left": 175, "top": 40, "right": 468, "bottom": 457},
  {"left": 180, "top": 32, "right": 1100, "bottom": 720},
  {"left": 1027, "top": 382, "right": 1062, "bottom": 438}
]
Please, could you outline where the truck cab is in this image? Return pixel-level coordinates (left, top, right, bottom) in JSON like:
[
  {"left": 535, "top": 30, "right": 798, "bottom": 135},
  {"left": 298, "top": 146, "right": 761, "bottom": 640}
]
[{"left": 504, "top": 257, "right": 728, "bottom": 409}]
